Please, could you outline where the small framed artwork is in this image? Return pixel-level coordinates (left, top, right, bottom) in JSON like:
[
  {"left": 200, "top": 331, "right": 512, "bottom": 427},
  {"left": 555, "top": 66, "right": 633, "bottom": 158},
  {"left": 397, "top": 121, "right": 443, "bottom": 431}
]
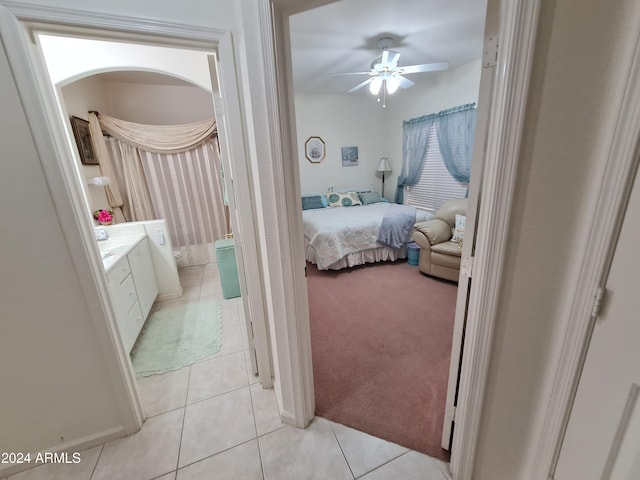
[
  {"left": 70, "top": 116, "right": 98, "bottom": 165},
  {"left": 305, "top": 136, "right": 325, "bottom": 163},
  {"left": 341, "top": 146, "right": 359, "bottom": 167}
]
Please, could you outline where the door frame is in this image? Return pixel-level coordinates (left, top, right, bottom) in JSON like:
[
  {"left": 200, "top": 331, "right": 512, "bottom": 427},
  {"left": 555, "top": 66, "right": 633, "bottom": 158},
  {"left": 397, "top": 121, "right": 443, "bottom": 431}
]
[
  {"left": 530, "top": 21, "right": 640, "bottom": 480},
  {"left": 264, "top": 0, "right": 542, "bottom": 478},
  {"left": 0, "top": 2, "right": 272, "bottom": 432}
]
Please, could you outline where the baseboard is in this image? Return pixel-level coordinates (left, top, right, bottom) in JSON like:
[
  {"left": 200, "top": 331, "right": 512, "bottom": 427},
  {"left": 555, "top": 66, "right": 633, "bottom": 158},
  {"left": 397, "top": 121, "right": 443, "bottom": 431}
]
[
  {"left": 0, "top": 425, "right": 126, "bottom": 477},
  {"left": 157, "top": 287, "right": 183, "bottom": 301},
  {"left": 280, "top": 410, "right": 298, "bottom": 427}
]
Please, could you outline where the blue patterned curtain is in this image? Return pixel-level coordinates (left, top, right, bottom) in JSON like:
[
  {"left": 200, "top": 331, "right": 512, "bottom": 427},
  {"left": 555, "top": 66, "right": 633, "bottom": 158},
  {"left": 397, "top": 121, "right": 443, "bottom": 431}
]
[
  {"left": 436, "top": 107, "right": 476, "bottom": 184},
  {"left": 394, "top": 116, "right": 434, "bottom": 203}
]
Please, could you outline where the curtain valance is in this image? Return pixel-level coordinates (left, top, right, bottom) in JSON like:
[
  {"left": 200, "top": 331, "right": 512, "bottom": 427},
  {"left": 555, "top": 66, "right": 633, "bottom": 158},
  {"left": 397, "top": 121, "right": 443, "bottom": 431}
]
[{"left": 98, "top": 114, "right": 216, "bottom": 154}]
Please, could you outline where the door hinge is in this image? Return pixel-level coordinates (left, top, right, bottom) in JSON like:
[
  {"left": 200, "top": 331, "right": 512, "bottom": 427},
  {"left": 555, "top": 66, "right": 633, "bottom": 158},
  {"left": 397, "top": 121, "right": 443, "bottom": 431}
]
[
  {"left": 461, "top": 256, "right": 474, "bottom": 278},
  {"left": 483, "top": 36, "right": 498, "bottom": 67},
  {"left": 451, "top": 406, "right": 456, "bottom": 422},
  {"left": 305, "top": 265, "right": 307, "bottom": 277},
  {"left": 591, "top": 287, "right": 606, "bottom": 318},
  {"left": 214, "top": 96, "right": 225, "bottom": 116}
]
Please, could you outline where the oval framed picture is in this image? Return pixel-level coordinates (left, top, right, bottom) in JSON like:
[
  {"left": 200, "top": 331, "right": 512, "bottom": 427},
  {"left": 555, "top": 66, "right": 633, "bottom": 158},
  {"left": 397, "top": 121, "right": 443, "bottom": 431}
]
[{"left": 305, "top": 136, "right": 325, "bottom": 163}]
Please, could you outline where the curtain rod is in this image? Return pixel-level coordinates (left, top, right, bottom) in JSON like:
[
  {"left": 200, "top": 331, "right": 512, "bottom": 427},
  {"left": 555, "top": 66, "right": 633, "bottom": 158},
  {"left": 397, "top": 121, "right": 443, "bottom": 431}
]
[{"left": 403, "top": 102, "right": 476, "bottom": 126}]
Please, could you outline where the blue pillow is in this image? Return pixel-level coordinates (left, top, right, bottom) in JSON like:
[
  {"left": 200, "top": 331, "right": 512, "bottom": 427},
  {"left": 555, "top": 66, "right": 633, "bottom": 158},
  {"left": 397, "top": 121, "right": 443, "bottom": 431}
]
[
  {"left": 301, "top": 195, "right": 325, "bottom": 210},
  {"left": 359, "top": 191, "right": 382, "bottom": 205}
]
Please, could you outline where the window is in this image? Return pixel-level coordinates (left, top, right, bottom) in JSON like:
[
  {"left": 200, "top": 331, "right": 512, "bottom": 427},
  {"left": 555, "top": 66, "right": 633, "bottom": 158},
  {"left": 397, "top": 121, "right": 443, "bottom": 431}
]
[{"left": 406, "top": 124, "right": 468, "bottom": 212}]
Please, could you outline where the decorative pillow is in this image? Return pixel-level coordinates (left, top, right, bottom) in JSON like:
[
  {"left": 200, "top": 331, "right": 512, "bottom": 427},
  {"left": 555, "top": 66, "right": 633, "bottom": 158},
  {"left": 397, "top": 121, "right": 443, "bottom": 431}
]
[
  {"left": 359, "top": 191, "right": 382, "bottom": 205},
  {"left": 451, "top": 214, "right": 466, "bottom": 243},
  {"left": 301, "top": 195, "right": 325, "bottom": 210},
  {"left": 326, "top": 191, "right": 362, "bottom": 207}
]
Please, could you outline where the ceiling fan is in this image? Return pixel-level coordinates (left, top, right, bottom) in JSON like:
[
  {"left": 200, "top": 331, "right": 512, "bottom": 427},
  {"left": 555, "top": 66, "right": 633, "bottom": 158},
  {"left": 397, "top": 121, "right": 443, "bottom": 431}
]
[{"left": 335, "top": 37, "right": 449, "bottom": 105}]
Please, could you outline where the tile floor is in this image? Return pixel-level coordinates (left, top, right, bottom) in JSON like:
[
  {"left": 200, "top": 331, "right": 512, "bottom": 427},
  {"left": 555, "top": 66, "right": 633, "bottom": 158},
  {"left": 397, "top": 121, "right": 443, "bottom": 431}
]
[{"left": 6, "top": 263, "right": 451, "bottom": 480}]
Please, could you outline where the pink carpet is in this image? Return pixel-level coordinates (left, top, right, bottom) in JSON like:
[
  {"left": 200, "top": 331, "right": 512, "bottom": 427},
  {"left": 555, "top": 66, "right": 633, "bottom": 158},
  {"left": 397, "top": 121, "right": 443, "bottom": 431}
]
[{"left": 306, "top": 260, "right": 457, "bottom": 461}]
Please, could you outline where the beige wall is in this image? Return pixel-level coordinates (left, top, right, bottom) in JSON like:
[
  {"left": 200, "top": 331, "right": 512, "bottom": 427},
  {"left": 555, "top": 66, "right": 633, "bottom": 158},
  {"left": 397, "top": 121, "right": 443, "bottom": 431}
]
[{"left": 473, "top": 0, "right": 640, "bottom": 478}]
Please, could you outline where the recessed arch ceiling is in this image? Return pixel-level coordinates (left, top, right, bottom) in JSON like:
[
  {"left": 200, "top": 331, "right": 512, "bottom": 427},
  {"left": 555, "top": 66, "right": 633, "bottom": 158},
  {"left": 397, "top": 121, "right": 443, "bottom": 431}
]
[{"left": 289, "top": 0, "right": 487, "bottom": 95}]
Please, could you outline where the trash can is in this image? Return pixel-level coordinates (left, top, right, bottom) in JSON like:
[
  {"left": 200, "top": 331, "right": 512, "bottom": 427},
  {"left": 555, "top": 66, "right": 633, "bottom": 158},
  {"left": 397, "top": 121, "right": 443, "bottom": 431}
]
[
  {"left": 407, "top": 242, "right": 420, "bottom": 266},
  {"left": 215, "top": 238, "right": 241, "bottom": 299}
]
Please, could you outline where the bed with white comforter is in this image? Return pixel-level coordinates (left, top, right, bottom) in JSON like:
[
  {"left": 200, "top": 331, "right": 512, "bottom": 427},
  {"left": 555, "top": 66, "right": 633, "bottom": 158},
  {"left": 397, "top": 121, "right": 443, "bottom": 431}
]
[{"left": 303, "top": 202, "right": 433, "bottom": 270}]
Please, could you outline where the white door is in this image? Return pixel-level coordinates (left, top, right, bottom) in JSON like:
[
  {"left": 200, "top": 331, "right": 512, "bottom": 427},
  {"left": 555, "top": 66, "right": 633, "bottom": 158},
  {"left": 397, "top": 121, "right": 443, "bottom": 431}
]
[
  {"left": 208, "top": 54, "right": 273, "bottom": 386},
  {"left": 440, "top": 20, "right": 498, "bottom": 449},
  {"left": 554, "top": 168, "right": 640, "bottom": 479}
]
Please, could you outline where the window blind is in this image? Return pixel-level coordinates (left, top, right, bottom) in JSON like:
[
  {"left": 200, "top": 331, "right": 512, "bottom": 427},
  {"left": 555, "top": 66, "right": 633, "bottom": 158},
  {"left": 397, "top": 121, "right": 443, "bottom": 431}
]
[{"left": 406, "top": 125, "right": 468, "bottom": 212}]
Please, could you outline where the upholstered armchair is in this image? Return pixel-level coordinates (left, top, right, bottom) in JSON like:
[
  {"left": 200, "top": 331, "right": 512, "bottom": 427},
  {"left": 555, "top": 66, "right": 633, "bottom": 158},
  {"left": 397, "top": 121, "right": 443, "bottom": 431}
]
[{"left": 412, "top": 198, "right": 467, "bottom": 282}]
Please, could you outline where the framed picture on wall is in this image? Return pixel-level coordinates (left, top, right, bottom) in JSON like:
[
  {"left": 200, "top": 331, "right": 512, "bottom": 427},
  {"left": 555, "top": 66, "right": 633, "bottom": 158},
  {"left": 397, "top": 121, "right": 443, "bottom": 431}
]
[
  {"left": 70, "top": 116, "right": 98, "bottom": 165},
  {"left": 341, "top": 146, "right": 358, "bottom": 166},
  {"left": 305, "top": 136, "right": 325, "bottom": 163}
]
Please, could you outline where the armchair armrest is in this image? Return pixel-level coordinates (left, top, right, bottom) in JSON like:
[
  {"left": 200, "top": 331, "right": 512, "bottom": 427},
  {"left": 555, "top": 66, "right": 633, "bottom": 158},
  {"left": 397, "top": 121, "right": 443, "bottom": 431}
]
[{"left": 413, "top": 219, "right": 452, "bottom": 246}]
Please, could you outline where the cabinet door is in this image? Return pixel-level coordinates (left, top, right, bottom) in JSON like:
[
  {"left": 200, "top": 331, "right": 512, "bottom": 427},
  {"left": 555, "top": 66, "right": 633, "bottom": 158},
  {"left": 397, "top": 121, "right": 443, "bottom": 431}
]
[
  {"left": 128, "top": 238, "right": 158, "bottom": 319},
  {"left": 106, "top": 257, "right": 134, "bottom": 350}
]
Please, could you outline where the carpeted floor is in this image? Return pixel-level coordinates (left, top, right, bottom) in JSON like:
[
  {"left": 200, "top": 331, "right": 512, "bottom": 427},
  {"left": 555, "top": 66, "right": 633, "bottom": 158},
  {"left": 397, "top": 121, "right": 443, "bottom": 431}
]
[{"left": 306, "top": 260, "right": 457, "bottom": 461}]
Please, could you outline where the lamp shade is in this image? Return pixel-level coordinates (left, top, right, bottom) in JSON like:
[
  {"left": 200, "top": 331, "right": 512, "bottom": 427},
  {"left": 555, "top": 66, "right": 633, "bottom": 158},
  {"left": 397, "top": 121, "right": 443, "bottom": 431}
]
[{"left": 377, "top": 157, "right": 392, "bottom": 173}]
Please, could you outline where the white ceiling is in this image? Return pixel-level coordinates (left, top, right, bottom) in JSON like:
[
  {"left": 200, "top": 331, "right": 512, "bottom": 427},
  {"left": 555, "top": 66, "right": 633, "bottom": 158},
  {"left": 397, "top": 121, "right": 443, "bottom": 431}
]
[{"left": 289, "top": 0, "right": 487, "bottom": 95}]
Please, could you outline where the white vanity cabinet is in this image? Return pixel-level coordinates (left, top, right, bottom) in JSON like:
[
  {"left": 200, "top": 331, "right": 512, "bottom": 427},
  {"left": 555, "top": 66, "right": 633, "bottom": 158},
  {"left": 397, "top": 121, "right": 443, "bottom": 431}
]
[
  {"left": 106, "top": 237, "right": 158, "bottom": 352},
  {"left": 128, "top": 238, "right": 158, "bottom": 319}
]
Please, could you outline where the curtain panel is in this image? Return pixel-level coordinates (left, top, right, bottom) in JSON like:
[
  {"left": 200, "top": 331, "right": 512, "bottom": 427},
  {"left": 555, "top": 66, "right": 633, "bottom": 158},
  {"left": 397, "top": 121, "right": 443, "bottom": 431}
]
[
  {"left": 436, "top": 107, "right": 477, "bottom": 184},
  {"left": 394, "top": 117, "right": 435, "bottom": 203}
]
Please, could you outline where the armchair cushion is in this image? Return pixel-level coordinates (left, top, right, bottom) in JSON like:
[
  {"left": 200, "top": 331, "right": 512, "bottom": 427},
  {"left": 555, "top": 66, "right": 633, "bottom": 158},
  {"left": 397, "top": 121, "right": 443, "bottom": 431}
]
[
  {"left": 431, "top": 241, "right": 463, "bottom": 257},
  {"left": 414, "top": 218, "right": 452, "bottom": 245}
]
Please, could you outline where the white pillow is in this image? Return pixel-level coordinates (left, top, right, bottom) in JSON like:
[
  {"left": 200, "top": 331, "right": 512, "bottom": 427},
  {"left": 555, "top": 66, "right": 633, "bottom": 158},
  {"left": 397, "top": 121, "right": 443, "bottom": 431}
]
[{"left": 451, "top": 214, "right": 466, "bottom": 243}]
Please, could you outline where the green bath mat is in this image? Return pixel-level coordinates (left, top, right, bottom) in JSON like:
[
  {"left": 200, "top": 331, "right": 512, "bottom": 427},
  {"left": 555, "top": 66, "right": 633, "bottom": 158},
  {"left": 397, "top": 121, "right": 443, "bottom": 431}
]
[{"left": 131, "top": 300, "right": 223, "bottom": 377}]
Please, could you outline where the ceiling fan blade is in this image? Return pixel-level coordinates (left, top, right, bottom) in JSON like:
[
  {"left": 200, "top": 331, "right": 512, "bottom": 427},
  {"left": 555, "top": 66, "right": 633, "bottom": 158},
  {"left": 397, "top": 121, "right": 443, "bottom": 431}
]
[
  {"left": 379, "top": 50, "right": 401, "bottom": 69},
  {"left": 331, "top": 71, "right": 374, "bottom": 76},
  {"left": 397, "top": 75, "right": 415, "bottom": 89},
  {"left": 387, "top": 51, "right": 400, "bottom": 69},
  {"left": 399, "top": 61, "right": 449, "bottom": 74},
  {"left": 348, "top": 77, "right": 374, "bottom": 93}
]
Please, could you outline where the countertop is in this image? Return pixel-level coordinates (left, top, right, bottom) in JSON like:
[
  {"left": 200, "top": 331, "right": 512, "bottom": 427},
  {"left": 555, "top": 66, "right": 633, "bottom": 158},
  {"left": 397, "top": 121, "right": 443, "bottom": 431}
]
[{"left": 97, "top": 234, "right": 147, "bottom": 273}]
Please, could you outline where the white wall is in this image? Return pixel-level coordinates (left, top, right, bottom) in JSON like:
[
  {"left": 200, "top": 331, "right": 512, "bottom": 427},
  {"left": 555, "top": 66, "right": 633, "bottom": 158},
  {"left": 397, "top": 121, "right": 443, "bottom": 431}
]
[
  {"left": 60, "top": 76, "right": 111, "bottom": 215},
  {"left": 294, "top": 94, "right": 386, "bottom": 194},
  {"left": 0, "top": 1, "right": 243, "bottom": 473},
  {"left": 102, "top": 81, "right": 214, "bottom": 124},
  {"left": 294, "top": 59, "right": 482, "bottom": 199}
]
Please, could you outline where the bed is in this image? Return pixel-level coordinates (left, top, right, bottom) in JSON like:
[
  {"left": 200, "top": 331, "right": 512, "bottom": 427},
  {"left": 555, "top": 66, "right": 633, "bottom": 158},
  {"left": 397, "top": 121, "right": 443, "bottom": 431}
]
[{"left": 303, "top": 200, "right": 434, "bottom": 270}]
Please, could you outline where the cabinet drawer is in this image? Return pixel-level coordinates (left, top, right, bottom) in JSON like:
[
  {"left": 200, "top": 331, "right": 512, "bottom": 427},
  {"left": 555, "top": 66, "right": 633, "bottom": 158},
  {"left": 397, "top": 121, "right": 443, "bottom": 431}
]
[
  {"left": 107, "top": 258, "right": 131, "bottom": 285},
  {"left": 113, "top": 274, "right": 138, "bottom": 312}
]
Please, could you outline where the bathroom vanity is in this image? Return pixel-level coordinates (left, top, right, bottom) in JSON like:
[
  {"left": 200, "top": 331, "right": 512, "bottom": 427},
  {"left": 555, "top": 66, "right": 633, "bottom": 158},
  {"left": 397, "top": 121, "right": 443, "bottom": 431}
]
[
  {"left": 100, "top": 235, "right": 157, "bottom": 352},
  {"left": 96, "top": 220, "right": 183, "bottom": 352}
]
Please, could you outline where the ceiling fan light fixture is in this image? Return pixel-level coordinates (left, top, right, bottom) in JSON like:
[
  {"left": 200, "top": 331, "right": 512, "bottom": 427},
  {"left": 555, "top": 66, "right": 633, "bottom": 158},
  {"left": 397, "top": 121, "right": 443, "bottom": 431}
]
[
  {"left": 369, "top": 76, "right": 383, "bottom": 95},
  {"left": 386, "top": 75, "right": 400, "bottom": 94}
]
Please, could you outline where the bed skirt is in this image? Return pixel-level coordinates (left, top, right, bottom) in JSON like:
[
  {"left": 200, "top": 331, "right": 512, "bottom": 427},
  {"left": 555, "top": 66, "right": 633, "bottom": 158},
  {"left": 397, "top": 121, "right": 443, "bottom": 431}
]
[{"left": 305, "top": 237, "right": 407, "bottom": 270}]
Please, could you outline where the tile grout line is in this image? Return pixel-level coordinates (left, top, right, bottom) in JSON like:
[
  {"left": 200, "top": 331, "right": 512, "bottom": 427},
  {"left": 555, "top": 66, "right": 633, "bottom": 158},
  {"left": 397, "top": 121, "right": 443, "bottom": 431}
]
[
  {"left": 247, "top": 379, "right": 267, "bottom": 480},
  {"left": 88, "top": 443, "right": 105, "bottom": 480},
  {"left": 353, "top": 450, "right": 412, "bottom": 480},
  {"left": 174, "top": 364, "right": 193, "bottom": 474},
  {"left": 328, "top": 421, "right": 356, "bottom": 479}
]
